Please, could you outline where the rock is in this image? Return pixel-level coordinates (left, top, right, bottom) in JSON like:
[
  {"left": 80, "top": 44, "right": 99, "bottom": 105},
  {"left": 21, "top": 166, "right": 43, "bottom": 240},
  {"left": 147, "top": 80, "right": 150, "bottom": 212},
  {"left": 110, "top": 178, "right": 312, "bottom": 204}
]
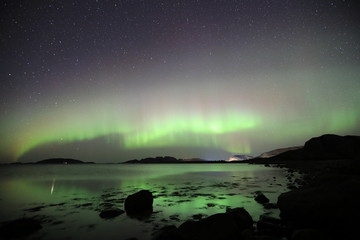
[
  {"left": 254, "top": 192, "right": 270, "bottom": 204},
  {"left": 0, "top": 218, "right": 42, "bottom": 238},
  {"left": 226, "top": 207, "right": 254, "bottom": 231},
  {"left": 99, "top": 209, "right": 125, "bottom": 219},
  {"left": 179, "top": 214, "right": 241, "bottom": 240},
  {"left": 124, "top": 190, "right": 153, "bottom": 214}
]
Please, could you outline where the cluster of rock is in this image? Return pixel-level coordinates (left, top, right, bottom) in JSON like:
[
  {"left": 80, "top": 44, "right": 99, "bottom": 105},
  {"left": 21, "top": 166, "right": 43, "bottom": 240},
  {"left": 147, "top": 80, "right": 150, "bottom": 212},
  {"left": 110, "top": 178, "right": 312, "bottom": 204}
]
[
  {"left": 152, "top": 204, "right": 336, "bottom": 240},
  {"left": 154, "top": 207, "right": 254, "bottom": 240}
]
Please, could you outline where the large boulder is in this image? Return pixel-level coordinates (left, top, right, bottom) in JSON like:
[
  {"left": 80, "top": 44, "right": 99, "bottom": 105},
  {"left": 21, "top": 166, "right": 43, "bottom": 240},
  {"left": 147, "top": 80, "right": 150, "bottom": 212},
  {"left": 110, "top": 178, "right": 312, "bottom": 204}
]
[
  {"left": 124, "top": 190, "right": 153, "bottom": 215},
  {"left": 225, "top": 207, "right": 254, "bottom": 231}
]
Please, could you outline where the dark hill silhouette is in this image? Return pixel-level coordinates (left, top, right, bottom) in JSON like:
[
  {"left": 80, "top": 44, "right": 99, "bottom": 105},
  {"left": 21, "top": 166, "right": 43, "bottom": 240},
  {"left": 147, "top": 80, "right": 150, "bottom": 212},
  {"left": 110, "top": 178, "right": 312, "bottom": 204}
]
[
  {"left": 274, "top": 134, "right": 360, "bottom": 161},
  {"left": 124, "top": 156, "right": 181, "bottom": 163},
  {"left": 250, "top": 134, "right": 360, "bottom": 163},
  {"left": 36, "top": 158, "right": 94, "bottom": 164},
  {"left": 123, "top": 156, "right": 225, "bottom": 163}
]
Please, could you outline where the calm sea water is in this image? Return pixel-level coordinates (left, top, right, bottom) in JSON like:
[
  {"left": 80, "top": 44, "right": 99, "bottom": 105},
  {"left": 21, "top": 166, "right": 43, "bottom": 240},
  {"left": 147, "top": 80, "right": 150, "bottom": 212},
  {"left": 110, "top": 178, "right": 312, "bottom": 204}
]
[{"left": 0, "top": 163, "right": 294, "bottom": 240}]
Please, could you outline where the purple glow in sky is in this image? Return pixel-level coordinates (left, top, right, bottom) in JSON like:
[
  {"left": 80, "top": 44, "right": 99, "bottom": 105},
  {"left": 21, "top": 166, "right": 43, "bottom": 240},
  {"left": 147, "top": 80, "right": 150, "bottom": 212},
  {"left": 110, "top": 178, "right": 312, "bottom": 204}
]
[{"left": 1, "top": 0, "right": 359, "bottom": 163}]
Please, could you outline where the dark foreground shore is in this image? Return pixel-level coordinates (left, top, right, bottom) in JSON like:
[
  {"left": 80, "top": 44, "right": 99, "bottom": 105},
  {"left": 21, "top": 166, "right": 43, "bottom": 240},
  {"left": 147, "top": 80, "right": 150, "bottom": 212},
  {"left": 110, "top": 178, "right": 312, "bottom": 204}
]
[{"left": 1, "top": 159, "right": 358, "bottom": 240}]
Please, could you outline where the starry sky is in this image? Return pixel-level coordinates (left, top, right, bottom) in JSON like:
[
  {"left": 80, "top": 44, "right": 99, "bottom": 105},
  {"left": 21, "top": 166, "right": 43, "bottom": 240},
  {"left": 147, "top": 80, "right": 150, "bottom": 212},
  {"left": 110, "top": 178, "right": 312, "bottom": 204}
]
[{"left": 1, "top": 0, "right": 360, "bottom": 163}]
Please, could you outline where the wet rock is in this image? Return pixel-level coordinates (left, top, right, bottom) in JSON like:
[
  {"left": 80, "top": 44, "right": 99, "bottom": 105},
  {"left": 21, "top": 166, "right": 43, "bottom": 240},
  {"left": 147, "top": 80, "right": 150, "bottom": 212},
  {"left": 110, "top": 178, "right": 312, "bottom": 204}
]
[
  {"left": 0, "top": 218, "right": 42, "bottom": 238},
  {"left": 254, "top": 192, "right": 270, "bottom": 204},
  {"left": 226, "top": 207, "right": 254, "bottom": 231},
  {"left": 99, "top": 209, "right": 125, "bottom": 219},
  {"left": 179, "top": 213, "right": 241, "bottom": 240},
  {"left": 124, "top": 190, "right": 153, "bottom": 214}
]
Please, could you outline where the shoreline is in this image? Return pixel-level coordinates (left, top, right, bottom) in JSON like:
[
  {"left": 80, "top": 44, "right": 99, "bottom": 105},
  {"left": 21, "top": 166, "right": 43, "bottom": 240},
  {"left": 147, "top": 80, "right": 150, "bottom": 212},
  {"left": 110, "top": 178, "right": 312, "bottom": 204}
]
[{"left": 0, "top": 159, "right": 358, "bottom": 239}]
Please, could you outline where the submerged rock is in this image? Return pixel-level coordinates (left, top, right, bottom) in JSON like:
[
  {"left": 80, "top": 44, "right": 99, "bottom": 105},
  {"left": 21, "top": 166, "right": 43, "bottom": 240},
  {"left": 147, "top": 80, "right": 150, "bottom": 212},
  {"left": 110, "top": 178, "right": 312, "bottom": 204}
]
[
  {"left": 0, "top": 218, "right": 42, "bottom": 238},
  {"left": 254, "top": 192, "right": 270, "bottom": 204},
  {"left": 124, "top": 190, "right": 153, "bottom": 214}
]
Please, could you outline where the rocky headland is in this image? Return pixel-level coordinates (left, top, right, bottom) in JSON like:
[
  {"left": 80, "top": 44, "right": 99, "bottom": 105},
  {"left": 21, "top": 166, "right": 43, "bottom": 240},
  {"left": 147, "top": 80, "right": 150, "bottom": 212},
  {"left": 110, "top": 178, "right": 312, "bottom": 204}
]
[{"left": 246, "top": 134, "right": 360, "bottom": 239}]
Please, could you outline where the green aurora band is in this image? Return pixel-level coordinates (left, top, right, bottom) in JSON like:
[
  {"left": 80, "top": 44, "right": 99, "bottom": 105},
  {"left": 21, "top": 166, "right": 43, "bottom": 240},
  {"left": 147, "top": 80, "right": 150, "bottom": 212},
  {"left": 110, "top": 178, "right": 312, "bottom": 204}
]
[{"left": 1, "top": 66, "right": 359, "bottom": 163}]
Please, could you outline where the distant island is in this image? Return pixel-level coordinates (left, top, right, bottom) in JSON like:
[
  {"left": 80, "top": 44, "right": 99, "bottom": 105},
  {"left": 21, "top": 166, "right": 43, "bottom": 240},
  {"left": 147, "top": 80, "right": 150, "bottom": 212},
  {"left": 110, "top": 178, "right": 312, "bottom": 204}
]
[
  {"left": 36, "top": 158, "right": 95, "bottom": 164},
  {"left": 123, "top": 156, "right": 227, "bottom": 164}
]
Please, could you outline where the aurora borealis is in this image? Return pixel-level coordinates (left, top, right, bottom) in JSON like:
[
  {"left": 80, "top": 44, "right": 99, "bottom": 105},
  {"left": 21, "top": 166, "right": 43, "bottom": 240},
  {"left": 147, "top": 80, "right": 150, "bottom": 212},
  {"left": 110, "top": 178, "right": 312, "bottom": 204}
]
[{"left": 1, "top": 0, "right": 359, "bottom": 163}]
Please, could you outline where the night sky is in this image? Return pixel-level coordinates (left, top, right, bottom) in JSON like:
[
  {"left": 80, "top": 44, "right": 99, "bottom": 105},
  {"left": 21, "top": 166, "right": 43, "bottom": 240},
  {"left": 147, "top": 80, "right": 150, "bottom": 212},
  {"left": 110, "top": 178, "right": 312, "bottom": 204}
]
[{"left": 1, "top": 0, "right": 360, "bottom": 163}]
